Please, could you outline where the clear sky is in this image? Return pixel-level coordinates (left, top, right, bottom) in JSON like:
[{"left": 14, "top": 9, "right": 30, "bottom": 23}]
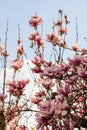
[{"left": 0, "top": 0, "right": 87, "bottom": 62}]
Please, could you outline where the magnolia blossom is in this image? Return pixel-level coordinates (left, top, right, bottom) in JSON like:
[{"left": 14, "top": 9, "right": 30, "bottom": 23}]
[
  {"left": 31, "top": 91, "right": 46, "bottom": 105},
  {"left": 28, "top": 32, "right": 39, "bottom": 41},
  {"left": 43, "top": 63, "right": 69, "bottom": 78},
  {"left": 39, "top": 77, "right": 55, "bottom": 89},
  {"left": 19, "top": 125, "right": 27, "bottom": 130},
  {"left": 81, "top": 48, "right": 87, "bottom": 55},
  {"left": 6, "top": 79, "right": 30, "bottom": 96},
  {"left": 58, "top": 84, "right": 71, "bottom": 97},
  {"left": 72, "top": 43, "right": 79, "bottom": 51},
  {"left": 59, "top": 40, "right": 67, "bottom": 47},
  {"left": 0, "top": 93, "right": 6, "bottom": 101},
  {"left": 0, "top": 44, "right": 9, "bottom": 56},
  {"left": 32, "top": 54, "right": 87, "bottom": 129},
  {"left": 46, "top": 32, "right": 61, "bottom": 45},
  {"left": 10, "top": 59, "right": 24, "bottom": 70},
  {"left": 6, "top": 104, "right": 23, "bottom": 123},
  {"left": 53, "top": 20, "right": 62, "bottom": 27},
  {"left": 36, "top": 100, "right": 68, "bottom": 129},
  {"left": 31, "top": 97, "right": 39, "bottom": 104},
  {"left": 31, "top": 66, "right": 42, "bottom": 73},
  {"left": 17, "top": 39, "right": 23, "bottom": 44},
  {"left": 0, "top": 94, "right": 6, "bottom": 110},
  {"left": 16, "top": 44, "right": 25, "bottom": 54},
  {"left": 32, "top": 54, "right": 45, "bottom": 66},
  {"left": 35, "top": 35, "right": 44, "bottom": 46},
  {"left": 8, "top": 119, "right": 27, "bottom": 130},
  {"left": 58, "top": 27, "right": 68, "bottom": 34},
  {"left": 28, "top": 13, "right": 43, "bottom": 28},
  {"left": 29, "top": 32, "right": 44, "bottom": 48},
  {"left": 8, "top": 119, "right": 17, "bottom": 130}
]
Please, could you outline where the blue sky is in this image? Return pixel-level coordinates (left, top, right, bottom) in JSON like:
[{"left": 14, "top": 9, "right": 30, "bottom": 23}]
[{"left": 0, "top": 0, "right": 87, "bottom": 62}]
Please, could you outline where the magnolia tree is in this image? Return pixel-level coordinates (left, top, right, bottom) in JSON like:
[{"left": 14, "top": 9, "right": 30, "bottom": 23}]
[{"left": 0, "top": 9, "right": 87, "bottom": 130}]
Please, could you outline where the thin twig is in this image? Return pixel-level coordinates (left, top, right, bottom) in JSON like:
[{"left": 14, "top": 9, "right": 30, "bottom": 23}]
[{"left": 3, "top": 19, "right": 9, "bottom": 96}]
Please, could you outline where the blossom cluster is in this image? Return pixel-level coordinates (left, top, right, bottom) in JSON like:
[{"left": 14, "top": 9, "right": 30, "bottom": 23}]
[
  {"left": 6, "top": 79, "right": 29, "bottom": 96},
  {"left": 28, "top": 10, "right": 87, "bottom": 130},
  {"left": 1, "top": 9, "right": 87, "bottom": 130}
]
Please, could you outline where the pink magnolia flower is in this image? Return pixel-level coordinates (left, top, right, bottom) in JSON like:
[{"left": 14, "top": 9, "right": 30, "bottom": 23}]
[
  {"left": 46, "top": 32, "right": 61, "bottom": 45},
  {"left": 28, "top": 32, "right": 39, "bottom": 41},
  {"left": 8, "top": 119, "right": 17, "bottom": 130},
  {"left": 6, "top": 79, "right": 30, "bottom": 96},
  {"left": 28, "top": 32, "right": 44, "bottom": 47},
  {"left": 16, "top": 44, "right": 25, "bottom": 54},
  {"left": 39, "top": 78, "right": 55, "bottom": 89},
  {"left": 31, "top": 97, "right": 39, "bottom": 104},
  {"left": 28, "top": 13, "right": 43, "bottom": 29},
  {"left": 0, "top": 94, "right": 5, "bottom": 110},
  {"left": 35, "top": 35, "right": 44, "bottom": 46},
  {"left": 36, "top": 100, "right": 55, "bottom": 129},
  {"left": 59, "top": 40, "right": 67, "bottom": 47},
  {"left": 31, "top": 66, "right": 42, "bottom": 73},
  {"left": 32, "top": 54, "right": 44, "bottom": 66},
  {"left": 6, "top": 104, "right": 23, "bottom": 122},
  {"left": 0, "top": 44, "right": 9, "bottom": 56},
  {"left": 17, "top": 39, "right": 23, "bottom": 44},
  {"left": 31, "top": 96, "right": 42, "bottom": 105},
  {"left": 72, "top": 43, "right": 79, "bottom": 51},
  {"left": 68, "top": 55, "right": 84, "bottom": 67},
  {"left": 58, "top": 84, "right": 71, "bottom": 97},
  {"left": 0, "top": 93, "right": 6, "bottom": 101},
  {"left": 35, "top": 90, "right": 46, "bottom": 97},
  {"left": 31, "top": 91, "right": 45, "bottom": 105},
  {"left": 36, "top": 99, "right": 68, "bottom": 129},
  {"left": 58, "top": 27, "right": 68, "bottom": 34},
  {"left": 19, "top": 125, "right": 27, "bottom": 130},
  {"left": 17, "top": 103, "right": 23, "bottom": 110},
  {"left": 10, "top": 59, "right": 24, "bottom": 70},
  {"left": 55, "top": 101, "right": 68, "bottom": 116},
  {"left": 81, "top": 48, "right": 87, "bottom": 55},
  {"left": 53, "top": 20, "right": 62, "bottom": 27},
  {"left": 43, "top": 63, "right": 69, "bottom": 78}
]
